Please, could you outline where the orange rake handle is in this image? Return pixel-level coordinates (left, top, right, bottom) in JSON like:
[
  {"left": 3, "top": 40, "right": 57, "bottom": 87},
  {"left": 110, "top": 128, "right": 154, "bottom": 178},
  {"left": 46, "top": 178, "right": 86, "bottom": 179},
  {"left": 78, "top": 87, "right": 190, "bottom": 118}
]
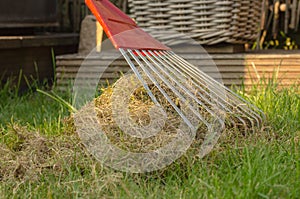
[{"left": 85, "top": 0, "right": 170, "bottom": 51}]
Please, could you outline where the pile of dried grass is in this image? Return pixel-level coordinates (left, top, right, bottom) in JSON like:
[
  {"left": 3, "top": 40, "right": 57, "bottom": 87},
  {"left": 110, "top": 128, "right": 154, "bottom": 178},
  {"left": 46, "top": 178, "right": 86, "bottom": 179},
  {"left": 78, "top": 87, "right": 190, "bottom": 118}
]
[
  {"left": 72, "top": 71, "right": 263, "bottom": 172},
  {"left": 0, "top": 124, "right": 87, "bottom": 182},
  {"left": 72, "top": 74, "right": 219, "bottom": 173},
  {"left": 0, "top": 74, "right": 259, "bottom": 179},
  {"left": 92, "top": 85, "right": 207, "bottom": 153}
]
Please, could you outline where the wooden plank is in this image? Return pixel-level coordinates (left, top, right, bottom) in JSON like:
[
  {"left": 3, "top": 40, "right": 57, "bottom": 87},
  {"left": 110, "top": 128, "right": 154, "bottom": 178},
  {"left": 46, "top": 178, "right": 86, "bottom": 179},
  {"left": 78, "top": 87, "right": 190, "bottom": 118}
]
[
  {"left": 181, "top": 52, "right": 300, "bottom": 59},
  {"left": 56, "top": 64, "right": 300, "bottom": 74},
  {"left": 56, "top": 72, "right": 300, "bottom": 81},
  {"left": 56, "top": 77, "right": 300, "bottom": 87},
  {"left": 56, "top": 78, "right": 117, "bottom": 86},
  {"left": 57, "top": 72, "right": 124, "bottom": 79},
  {"left": 195, "top": 60, "right": 300, "bottom": 67},
  {"left": 218, "top": 66, "right": 300, "bottom": 73},
  {"left": 171, "top": 43, "right": 245, "bottom": 53},
  {"left": 56, "top": 66, "right": 130, "bottom": 73},
  {"left": 55, "top": 51, "right": 300, "bottom": 90},
  {"left": 244, "top": 52, "right": 300, "bottom": 59},
  {"left": 0, "top": 34, "right": 79, "bottom": 49},
  {"left": 223, "top": 79, "right": 299, "bottom": 86},
  {"left": 56, "top": 60, "right": 128, "bottom": 67},
  {"left": 245, "top": 60, "right": 300, "bottom": 65}
]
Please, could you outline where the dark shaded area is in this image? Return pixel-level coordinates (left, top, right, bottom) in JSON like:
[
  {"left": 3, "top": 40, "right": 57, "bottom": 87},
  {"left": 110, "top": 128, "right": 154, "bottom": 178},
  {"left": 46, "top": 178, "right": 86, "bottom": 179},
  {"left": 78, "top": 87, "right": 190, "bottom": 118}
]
[
  {"left": 0, "top": 0, "right": 81, "bottom": 90},
  {"left": 0, "top": 0, "right": 58, "bottom": 28},
  {"left": 0, "top": 34, "right": 79, "bottom": 91}
]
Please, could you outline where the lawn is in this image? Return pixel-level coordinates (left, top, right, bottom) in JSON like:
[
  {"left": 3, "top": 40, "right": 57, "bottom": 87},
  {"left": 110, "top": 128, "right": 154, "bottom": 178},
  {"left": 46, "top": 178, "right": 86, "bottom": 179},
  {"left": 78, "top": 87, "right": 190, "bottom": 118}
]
[{"left": 0, "top": 78, "right": 299, "bottom": 198}]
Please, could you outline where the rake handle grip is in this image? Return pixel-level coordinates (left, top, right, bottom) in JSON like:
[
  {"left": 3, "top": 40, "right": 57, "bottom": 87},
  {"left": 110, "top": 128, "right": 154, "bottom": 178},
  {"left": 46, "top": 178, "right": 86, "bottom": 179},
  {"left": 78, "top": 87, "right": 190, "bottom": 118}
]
[{"left": 85, "top": 0, "right": 170, "bottom": 50}]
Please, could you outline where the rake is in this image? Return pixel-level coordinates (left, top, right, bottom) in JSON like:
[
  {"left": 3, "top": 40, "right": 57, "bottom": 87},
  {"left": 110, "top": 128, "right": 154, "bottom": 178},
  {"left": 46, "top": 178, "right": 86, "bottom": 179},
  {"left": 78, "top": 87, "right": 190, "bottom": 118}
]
[{"left": 85, "top": 0, "right": 265, "bottom": 138}]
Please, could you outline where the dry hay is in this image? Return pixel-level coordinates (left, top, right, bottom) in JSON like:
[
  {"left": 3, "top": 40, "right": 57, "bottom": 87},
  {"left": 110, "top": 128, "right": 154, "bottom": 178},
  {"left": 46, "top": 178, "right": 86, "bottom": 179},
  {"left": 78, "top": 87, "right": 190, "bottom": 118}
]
[
  {"left": 0, "top": 124, "right": 129, "bottom": 197},
  {"left": 72, "top": 73, "right": 260, "bottom": 171},
  {"left": 0, "top": 75, "right": 260, "bottom": 180},
  {"left": 71, "top": 73, "right": 223, "bottom": 172},
  {"left": 0, "top": 124, "right": 88, "bottom": 182},
  {"left": 92, "top": 86, "right": 207, "bottom": 153},
  {"left": 74, "top": 75, "right": 257, "bottom": 155}
]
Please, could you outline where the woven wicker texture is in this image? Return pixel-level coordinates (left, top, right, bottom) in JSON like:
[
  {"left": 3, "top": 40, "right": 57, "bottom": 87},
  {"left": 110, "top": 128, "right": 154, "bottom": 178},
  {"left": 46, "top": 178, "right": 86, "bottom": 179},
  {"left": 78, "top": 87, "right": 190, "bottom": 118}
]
[{"left": 128, "top": 0, "right": 261, "bottom": 45}]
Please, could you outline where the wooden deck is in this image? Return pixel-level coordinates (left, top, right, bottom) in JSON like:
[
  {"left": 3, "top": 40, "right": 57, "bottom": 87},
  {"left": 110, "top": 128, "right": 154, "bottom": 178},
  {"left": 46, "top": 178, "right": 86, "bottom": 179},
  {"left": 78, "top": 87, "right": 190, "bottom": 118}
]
[{"left": 55, "top": 50, "right": 300, "bottom": 90}]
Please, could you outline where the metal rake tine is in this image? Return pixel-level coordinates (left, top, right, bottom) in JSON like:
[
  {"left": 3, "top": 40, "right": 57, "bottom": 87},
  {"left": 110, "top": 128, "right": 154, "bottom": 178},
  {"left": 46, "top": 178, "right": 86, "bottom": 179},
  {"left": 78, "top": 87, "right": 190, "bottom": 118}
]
[
  {"left": 135, "top": 49, "right": 212, "bottom": 127},
  {"left": 127, "top": 49, "right": 196, "bottom": 130},
  {"left": 167, "top": 51, "right": 265, "bottom": 117},
  {"left": 160, "top": 51, "right": 259, "bottom": 129},
  {"left": 165, "top": 51, "right": 265, "bottom": 128},
  {"left": 165, "top": 52, "right": 224, "bottom": 94},
  {"left": 149, "top": 50, "right": 221, "bottom": 108},
  {"left": 153, "top": 50, "right": 229, "bottom": 107},
  {"left": 142, "top": 50, "right": 221, "bottom": 121},
  {"left": 119, "top": 48, "right": 160, "bottom": 107},
  {"left": 167, "top": 52, "right": 262, "bottom": 130},
  {"left": 144, "top": 50, "right": 252, "bottom": 130},
  {"left": 151, "top": 50, "right": 252, "bottom": 129},
  {"left": 167, "top": 57, "right": 260, "bottom": 130}
]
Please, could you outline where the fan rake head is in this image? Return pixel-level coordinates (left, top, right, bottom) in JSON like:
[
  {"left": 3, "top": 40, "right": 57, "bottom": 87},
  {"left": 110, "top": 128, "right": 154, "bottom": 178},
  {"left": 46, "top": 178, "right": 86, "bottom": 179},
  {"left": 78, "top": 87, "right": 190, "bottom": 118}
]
[{"left": 119, "top": 48, "right": 265, "bottom": 134}]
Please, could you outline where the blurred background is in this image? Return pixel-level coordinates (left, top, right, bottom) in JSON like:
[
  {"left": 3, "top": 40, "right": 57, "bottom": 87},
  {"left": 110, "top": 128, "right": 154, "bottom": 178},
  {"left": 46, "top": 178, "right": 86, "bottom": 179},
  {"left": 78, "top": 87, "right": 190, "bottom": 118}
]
[{"left": 0, "top": 0, "right": 299, "bottom": 90}]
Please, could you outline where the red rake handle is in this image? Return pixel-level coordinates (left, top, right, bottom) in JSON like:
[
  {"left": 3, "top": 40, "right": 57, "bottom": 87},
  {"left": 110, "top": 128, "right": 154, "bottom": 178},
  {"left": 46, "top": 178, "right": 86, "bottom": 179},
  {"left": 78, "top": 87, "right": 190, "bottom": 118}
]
[{"left": 85, "top": 0, "right": 170, "bottom": 51}]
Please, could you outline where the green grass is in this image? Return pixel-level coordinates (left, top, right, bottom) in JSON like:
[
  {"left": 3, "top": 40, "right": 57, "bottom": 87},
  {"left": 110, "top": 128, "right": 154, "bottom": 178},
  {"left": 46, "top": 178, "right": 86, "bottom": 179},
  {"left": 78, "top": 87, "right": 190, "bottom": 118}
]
[
  {"left": 0, "top": 79, "right": 299, "bottom": 199},
  {"left": 0, "top": 81, "right": 70, "bottom": 136}
]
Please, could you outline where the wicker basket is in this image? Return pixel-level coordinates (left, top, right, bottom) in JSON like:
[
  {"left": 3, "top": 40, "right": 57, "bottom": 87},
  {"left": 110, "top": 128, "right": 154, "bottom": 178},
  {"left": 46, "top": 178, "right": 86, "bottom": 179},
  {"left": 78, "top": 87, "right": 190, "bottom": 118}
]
[{"left": 128, "top": 0, "right": 261, "bottom": 45}]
